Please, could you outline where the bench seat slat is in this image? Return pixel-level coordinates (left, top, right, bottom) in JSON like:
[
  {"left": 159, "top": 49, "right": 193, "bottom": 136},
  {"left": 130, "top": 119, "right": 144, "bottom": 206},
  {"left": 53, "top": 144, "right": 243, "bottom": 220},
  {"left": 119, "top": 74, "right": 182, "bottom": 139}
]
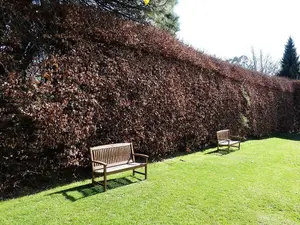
[
  {"left": 218, "top": 140, "right": 240, "bottom": 146},
  {"left": 94, "top": 162, "right": 146, "bottom": 175}
]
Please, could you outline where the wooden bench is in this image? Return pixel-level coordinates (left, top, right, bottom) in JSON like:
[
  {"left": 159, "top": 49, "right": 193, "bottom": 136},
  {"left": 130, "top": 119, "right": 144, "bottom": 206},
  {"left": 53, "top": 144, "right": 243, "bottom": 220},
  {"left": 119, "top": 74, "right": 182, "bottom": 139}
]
[
  {"left": 90, "top": 143, "right": 148, "bottom": 191},
  {"left": 217, "top": 129, "right": 241, "bottom": 150}
]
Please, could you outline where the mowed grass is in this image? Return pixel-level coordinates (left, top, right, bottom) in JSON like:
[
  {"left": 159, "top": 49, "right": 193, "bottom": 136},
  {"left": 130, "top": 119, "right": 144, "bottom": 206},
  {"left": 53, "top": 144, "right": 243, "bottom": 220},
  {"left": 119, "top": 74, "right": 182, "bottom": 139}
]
[{"left": 1, "top": 136, "right": 300, "bottom": 225}]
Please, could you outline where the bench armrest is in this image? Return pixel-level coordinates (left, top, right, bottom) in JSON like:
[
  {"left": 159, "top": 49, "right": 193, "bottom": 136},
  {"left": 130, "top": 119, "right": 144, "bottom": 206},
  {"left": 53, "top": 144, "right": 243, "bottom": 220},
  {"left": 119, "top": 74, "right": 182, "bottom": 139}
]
[
  {"left": 231, "top": 135, "right": 241, "bottom": 141},
  {"left": 133, "top": 153, "right": 149, "bottom": 163},
  {"left": 92, "top": 160, "right": 107, "bottom": 166},
  {"left": 133, "top": 153, "right": 149, "bottom": 158}
]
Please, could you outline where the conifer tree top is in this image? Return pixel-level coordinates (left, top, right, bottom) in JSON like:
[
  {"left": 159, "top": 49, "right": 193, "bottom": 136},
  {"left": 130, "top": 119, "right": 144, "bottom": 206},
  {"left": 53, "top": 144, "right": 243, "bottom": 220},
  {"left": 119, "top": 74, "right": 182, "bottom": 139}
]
[{"left": 278, "top": 37, "right": 300, "bottom": 79}]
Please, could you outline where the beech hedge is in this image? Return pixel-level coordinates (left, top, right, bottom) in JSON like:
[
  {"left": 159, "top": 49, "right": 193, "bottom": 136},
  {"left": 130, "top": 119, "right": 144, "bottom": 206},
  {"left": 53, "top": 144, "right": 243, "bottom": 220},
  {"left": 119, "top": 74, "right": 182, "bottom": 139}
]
[{"left": 0, "top": 3, "right": 299, "bottom": 198}]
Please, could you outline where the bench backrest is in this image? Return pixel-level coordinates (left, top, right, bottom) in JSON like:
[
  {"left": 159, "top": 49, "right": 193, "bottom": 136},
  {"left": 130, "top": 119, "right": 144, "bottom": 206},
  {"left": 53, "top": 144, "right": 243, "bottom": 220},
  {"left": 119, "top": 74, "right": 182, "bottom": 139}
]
[
  {"left": 90, "top": 143, "right": 134, "bottom": 167},
  {"left": 217, "top": 129, "right": 229, "bottom": 141}
]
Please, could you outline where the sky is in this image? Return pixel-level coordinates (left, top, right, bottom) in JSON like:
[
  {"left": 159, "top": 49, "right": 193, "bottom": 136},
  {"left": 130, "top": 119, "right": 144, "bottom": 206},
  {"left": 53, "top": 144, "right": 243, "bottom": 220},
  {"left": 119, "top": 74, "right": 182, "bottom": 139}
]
[{"left": 174, "top": 0, "right": 300, "bottom": 61}]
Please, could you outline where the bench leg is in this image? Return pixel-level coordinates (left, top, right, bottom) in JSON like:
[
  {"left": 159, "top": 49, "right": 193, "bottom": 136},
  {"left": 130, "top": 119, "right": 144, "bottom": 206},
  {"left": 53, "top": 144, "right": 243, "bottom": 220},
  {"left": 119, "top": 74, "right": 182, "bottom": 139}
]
[
  {"left": 92, "top": 172, "right": 95, "bottom": 185},
  {"left": 103, "top": 172, "right": 107, "bottom": 192},
  {"left": 132, "top": 167, "right": 147, "bottom": 179}
]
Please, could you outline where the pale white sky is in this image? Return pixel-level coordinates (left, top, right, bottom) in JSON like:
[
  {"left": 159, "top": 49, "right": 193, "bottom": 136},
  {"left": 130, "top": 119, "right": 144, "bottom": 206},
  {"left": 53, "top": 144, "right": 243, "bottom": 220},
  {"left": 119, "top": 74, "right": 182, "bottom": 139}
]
[{"left": 174, "top": 0, "right": 300, "bottom": 61}]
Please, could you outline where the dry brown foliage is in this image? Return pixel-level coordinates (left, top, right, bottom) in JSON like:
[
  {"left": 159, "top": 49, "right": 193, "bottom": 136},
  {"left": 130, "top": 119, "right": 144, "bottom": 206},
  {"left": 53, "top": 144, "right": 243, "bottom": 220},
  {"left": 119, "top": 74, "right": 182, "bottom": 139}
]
[{"left": 1, "top": 3, "right": 299, "bottom": 198}]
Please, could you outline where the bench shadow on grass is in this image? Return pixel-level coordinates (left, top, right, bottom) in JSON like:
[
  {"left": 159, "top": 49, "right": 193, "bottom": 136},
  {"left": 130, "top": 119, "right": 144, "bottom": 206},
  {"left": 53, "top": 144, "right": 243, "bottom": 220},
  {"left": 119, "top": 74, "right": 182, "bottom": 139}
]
[
  {"left": 205, "top": 148, "right": 237, "bottom": 156},
  {"left": 48, "top": 176, "right": 142, "bottom": 202}
]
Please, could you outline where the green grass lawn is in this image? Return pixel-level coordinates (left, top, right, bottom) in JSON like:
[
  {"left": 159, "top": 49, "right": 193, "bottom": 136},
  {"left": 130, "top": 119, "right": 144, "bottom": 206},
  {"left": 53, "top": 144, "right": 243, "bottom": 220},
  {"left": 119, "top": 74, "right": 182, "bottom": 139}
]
[{"left": 1, "top": 136, "right": 300, "bottom": 225}]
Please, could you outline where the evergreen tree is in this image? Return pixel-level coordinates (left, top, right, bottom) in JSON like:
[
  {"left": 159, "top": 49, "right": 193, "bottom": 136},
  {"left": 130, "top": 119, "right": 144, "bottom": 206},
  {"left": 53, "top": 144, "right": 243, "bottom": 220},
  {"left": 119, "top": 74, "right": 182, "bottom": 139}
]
[
  {"left": 278, "top": 37, "right": 300, "bottom": 79},
  {"left": 148, "top": 0, "right": 179, "bottom": 35},
  {"left": 36, "top": 0, "right": 179, "bottom": 35}
]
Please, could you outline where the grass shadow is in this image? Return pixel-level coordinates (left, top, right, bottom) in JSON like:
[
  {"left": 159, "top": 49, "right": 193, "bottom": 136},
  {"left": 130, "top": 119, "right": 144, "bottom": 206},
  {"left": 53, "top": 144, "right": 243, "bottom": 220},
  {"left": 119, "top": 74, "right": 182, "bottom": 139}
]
[
  {"left": 48, "top": 176, "right": 139, "bottom": 202},
  {"left": 205, "top": 148, "right": 237, "bottom": 156},
  {"left": 273, "top": 133, "right": 300, "bottom": 141}
]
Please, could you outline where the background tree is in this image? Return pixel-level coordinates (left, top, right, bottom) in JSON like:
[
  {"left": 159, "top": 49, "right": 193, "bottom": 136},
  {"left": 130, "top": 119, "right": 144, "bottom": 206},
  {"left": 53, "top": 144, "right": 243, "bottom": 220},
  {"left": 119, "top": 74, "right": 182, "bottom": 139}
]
[
  {"left": 147, "top": 0, "right": 179, "bottom": 35},
  {"left": 35, "top": 0, "right": 179, "bottom": 35},
  {"left": 226, "top": 55, "right": 250, "bottom": 69},
  {"left": 226, "top": 48, "right": 280, "bottom": 76},
  {"left": 0, "top": 0, "right": 178, "bottom": 74},
  {"left": 278, "top": 37, "right": 300, "bottom": 79}
]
